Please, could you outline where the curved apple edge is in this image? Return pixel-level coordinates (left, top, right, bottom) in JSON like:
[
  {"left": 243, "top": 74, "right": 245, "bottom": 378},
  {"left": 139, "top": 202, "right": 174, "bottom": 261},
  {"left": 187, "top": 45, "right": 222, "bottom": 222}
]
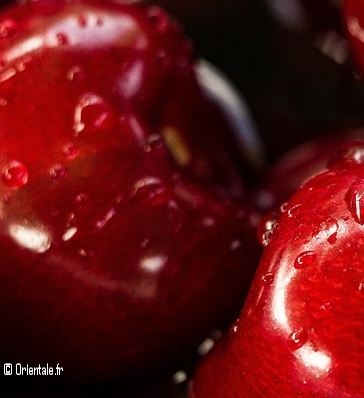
[{"left": 196, "top": 59, "right": 265, "bottom": 170}]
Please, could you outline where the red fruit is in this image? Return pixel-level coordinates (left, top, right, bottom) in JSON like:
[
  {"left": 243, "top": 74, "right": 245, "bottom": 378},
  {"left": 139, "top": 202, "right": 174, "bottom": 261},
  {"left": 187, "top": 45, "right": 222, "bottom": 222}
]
[
  {"left": 0, "top": 0, "right": 259, "bottom": 382},
  {"left": 257, "top": 131, "right": 364, "bottom": 212},
  {"left": 190, "top": 142, "right": 364, "bottom": 397}
]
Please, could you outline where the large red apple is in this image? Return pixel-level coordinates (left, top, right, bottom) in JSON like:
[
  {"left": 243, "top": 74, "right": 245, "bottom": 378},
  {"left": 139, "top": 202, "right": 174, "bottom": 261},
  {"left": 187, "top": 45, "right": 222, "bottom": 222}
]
[
  {"left": 0, "top": 0, "right": 260, "bottom": 382},
  {"left": 190, "top": 141, "right": 364, "bottom": 397}
]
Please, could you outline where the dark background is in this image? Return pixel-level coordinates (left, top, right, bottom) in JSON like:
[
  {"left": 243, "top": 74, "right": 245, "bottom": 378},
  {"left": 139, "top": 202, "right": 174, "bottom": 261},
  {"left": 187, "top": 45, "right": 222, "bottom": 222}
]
[{"left": 155, "top": 0, "right": 364, "bottom": 164}]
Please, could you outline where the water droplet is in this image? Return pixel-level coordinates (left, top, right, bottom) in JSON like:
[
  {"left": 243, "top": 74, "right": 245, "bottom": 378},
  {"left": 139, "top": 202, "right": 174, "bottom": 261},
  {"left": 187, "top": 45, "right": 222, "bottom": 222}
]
[
  {"left": 345, "top": 179, "right": 364, "bottom": 225},
  {"left": 67, "top": 212, "right": 75, "bottom": 225},
  {"left": 173, "top": 371, "right": 187, "bottom": 384},
  {"left": 95, "top": 208, "right": 116, "bottom": 230},
  {"left": 145, "top": 134, "right": 162, "bottom": 147},
  {"left": 197, "top": 338, "right": 215, "bottom": 356},
  {"left": 0, "top": 97, "right": 7, "bottom": 106},
  {"left": 76, "top": 193, "right": 88, "bottom": 204},
  {"left": 49, "top": 164, "right": 67, "bottom": 180},
  {"left": 320, "top": 218, "right": 339, "bottom": 244},
  {"left": 327, "top": 231, "right": 337, "bottom": 244},
  {"left": 280, "top": 202, "right": 289, "bottom": 213},
  {"left": 288, "top": 204, "right": 303, "bottom": 218},
  {"left": 62, "top": 143, "right": 79, "bottom": 160},
  {"left": 262, "top": 272, "right": 274, "bottom": 285},
  {"left": 289, "top": 328, "right": 308, "bottom": 350},
  {"left": 262, "top": 229, "right": 274, "bottom": 247},
  {"left": 130, "top": 177, "right": 168, "bottom": 205},
  {"left": 294, "top": 251, "right": 316, "bottom": 269},
  {"left": 320, "top": 302, "right": 332, "bottom": 311},
  {"left": 2, "top": 160, "right": 28, "bottom": 188},
  {"left": 67, "top": 65, "right": 85, "bottom": 82},
  {"left": 62, "top": 227, "right": 77, "bottom": 242},
  {"left": 78, "top": 15, "right": 88, "bottom": 28},
  {"left": 140, "top": 254, "right": 167, "bottom": 274},
  {"left": 14, "top": 55, "right": 32, "bottom": 73},
  {"left": 329, "top": 142, "right": 364, "bottom": 168},
  {"left": 0, "top": 19, "right": 17, "bottom": 39},
  {"left": 358, "top": 282, "right": 364, "bottom": 293},
  {"left": 56, "top": 33, "right": 69, "bottom": 46},
  {"left": 73, "top": 93, "right": 116, "bottom": 136},
  {"left": 16, "top": 60, "right": 27, "bottom": 72},
  {"left": 78, "top": 248, "right": 88, "bottom": 257},
  {"left": 258, "top": 212, "right": 279, "bottom": 247}
]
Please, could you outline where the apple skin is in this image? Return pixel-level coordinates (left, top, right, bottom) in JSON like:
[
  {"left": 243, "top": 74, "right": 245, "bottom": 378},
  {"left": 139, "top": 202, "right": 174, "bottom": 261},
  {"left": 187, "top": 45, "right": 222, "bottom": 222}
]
[
  {"left": 0, "top": 0, "right": 260, "bottom": 382},
  {"left": 190, "top": 142, "right": 364, "bottom": 397},
  {"left": 256, "top": 131, "right": 364, "bottom": 212}
]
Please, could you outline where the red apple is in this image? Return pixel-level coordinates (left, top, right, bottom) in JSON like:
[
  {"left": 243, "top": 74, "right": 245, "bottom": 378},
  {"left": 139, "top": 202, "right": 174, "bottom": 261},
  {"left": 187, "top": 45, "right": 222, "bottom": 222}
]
[
  {"left": 0, "top": 0, "right": 260, "bottom": 382},
  {"left": 190, "top": 141, "right": 364, "bottom": 397},
  {"left": 256, "top": 130, "right": 364, "bottom": 212}
]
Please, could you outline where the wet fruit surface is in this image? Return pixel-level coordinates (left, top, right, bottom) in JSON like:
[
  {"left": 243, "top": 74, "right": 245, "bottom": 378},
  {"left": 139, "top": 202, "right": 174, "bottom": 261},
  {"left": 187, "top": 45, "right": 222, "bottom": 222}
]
[
  {"left": 255, "top": 133, "right": 364, "bottom": 213},
  {"left": 0, "top": 0, "right": 260, "bottom": 382},
  {"left": 190, "top": 142, "right": 364, "bottom": 397}
]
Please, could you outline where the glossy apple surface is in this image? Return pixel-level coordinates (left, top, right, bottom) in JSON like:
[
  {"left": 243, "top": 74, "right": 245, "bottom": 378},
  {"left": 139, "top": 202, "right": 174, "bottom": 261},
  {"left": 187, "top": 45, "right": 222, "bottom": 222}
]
[
  {"left": 256, "top": 131, "right": 364, "bottom": 212},
  {"left": 190, "top": 142, "right": 364, "bottom": 397},
  {"left": 0, "top": 0, "right": 260, "bottom": 382}
]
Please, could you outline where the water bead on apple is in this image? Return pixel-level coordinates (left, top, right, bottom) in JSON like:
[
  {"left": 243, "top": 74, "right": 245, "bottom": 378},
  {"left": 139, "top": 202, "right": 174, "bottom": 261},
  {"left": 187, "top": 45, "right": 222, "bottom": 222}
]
[
  {"left": 190, "top": 141, "right": 364, "bottom": 397},
  {"left": 0, "top": 0, "right": 260, "bottom": 382}
]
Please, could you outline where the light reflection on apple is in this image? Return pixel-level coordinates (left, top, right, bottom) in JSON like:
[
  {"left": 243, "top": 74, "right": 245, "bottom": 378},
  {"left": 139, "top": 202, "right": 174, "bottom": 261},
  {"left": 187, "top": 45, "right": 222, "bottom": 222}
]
[
  {"left": 295, "top": 344, "right": 332, "bottom": 376},
  {"left": 8, "top": 222, "right": 51, "bottom": 253}
]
